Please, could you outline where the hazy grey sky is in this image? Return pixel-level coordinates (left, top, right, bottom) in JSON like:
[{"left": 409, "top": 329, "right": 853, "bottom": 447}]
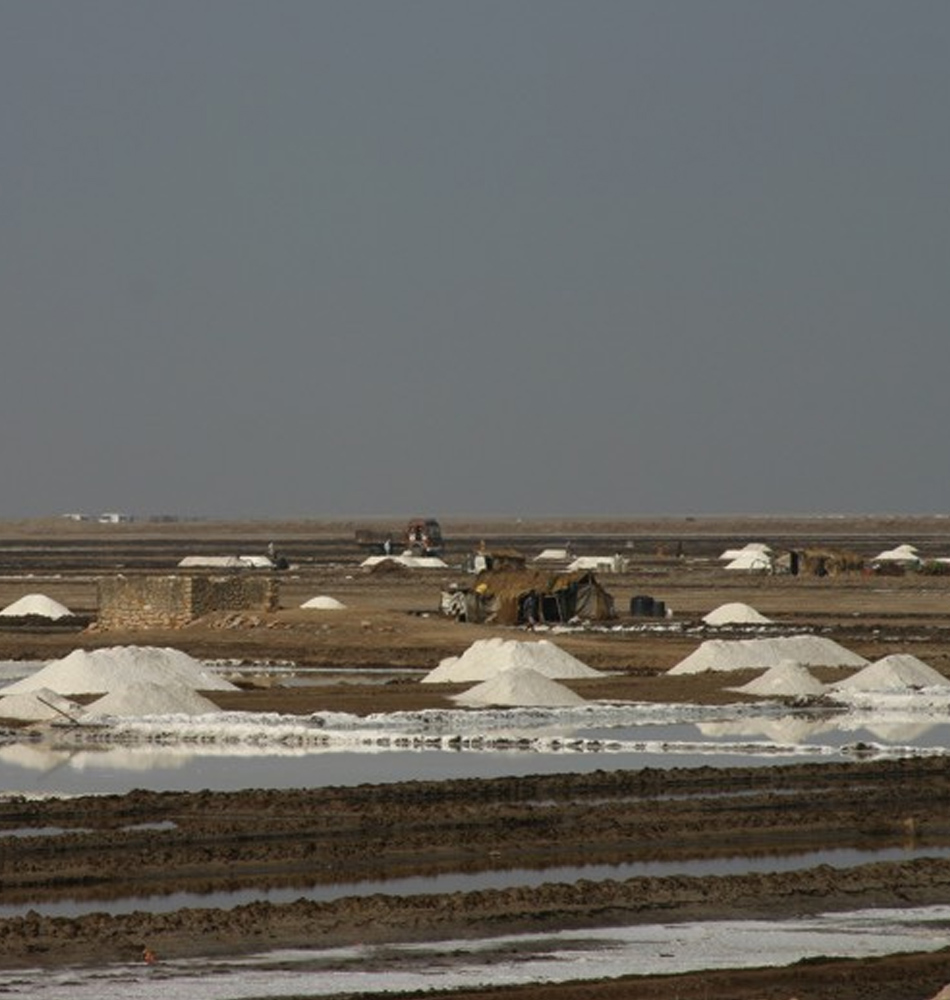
[{"left": 3, "top": 1, "right": 948, "bottom": 519}]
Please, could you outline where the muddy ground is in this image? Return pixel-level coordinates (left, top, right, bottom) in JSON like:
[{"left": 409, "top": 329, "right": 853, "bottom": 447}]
[{"left": 3, "top": 515, "right": 950, "bottom": 998}]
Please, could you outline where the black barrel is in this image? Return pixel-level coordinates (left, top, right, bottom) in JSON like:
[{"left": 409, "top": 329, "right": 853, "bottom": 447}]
[{"left": 630, "top": 595, "right": 654, "bottom": 616}]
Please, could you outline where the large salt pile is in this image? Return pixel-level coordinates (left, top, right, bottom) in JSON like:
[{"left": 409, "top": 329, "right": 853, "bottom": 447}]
[
  {"left": 300, "top": 595, "right": 347, "bottom": 610},
  {"left": 668, "top": 636, "right": 867, "bottom": 675},
  {"left": 0, "top": 687, "right": 84, "bottom": 722},
  {"left": 729, "top": 660, "right": 826, "bottom": 697},
  {"left": 0, "top": 646, "right": 238, "bottom": 696},
  {"left": 423, "top": 637, "right": 603, "bottom": 684},
  {"left": 452, "top": 666, "right": 587, "bottom": 708},
  {"left": 0, "top": 594, "right": 73, "bottom": 619},
  {"left": 703, "top": 603, "right": 772, "bottom": 626},
  {"left": 830, "top": 654, "right": 950, "bottom": 692},
  {"left": 83, "top": 682, "right": 221, "bottom": 718}
]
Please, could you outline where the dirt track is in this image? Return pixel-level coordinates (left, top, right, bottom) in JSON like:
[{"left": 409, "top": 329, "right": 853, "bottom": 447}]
[{"left": 4, "top": 516, "right": 950, "bottom": 998}]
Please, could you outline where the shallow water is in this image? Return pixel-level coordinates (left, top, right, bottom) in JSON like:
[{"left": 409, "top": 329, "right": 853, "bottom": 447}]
[
  {"left": 6, "top": 844, "right": 950, "bottom": 919},
  {"left": 3, "top": 658, "right": 950, "bottom": 797},
  {"left": 2, "top": 906, "right": 949, "bottom": 997}
]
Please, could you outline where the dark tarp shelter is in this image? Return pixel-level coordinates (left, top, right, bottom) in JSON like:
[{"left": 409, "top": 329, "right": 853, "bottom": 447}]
[{"left": 444, "top": 568, "right": 615, "bottom": 626}]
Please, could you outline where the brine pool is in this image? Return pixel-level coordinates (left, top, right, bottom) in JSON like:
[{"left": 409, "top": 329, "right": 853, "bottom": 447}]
[{"left": 2, "top": 660, "right": 950, "bottom": 797}]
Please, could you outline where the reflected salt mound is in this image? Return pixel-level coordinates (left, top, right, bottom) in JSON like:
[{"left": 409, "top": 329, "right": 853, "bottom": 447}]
[
  {"left": 698, "top": 715, "right": 834, "bottom": 743},
  {"left": 0, "top": 742, "right": 75, "bottom": 773}
]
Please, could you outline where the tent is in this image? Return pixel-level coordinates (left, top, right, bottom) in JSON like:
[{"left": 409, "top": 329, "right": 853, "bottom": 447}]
[{"left": 444, "top": 568, "right": 615, "bottom": 626}]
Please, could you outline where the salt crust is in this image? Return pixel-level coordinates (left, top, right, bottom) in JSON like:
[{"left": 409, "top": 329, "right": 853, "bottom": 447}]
[
  {"left": 831, "top": 654, "right": 950, "bottom": 692},
  {"left": 0, "top": 687, "right": 83, "bottom": 721},
  {"left": 0, "top": 646, "right": 238, "bottom": 696},
  {"left": 422, "top": 638, "right": 603, "bottom": 684},
  {"left": 300, "top": 595, "right": 347, "bottom": 610},
  {"left": 729, "top": 660, "right": 826, "bottom": 697},
  {"left": 0, "top": 594, "right": 73, "bottom": 619},
  {"left": 452, "top": 666, "right": 587, "bottom": 708},
  {"left": 83, "top": 682, "right": 221, "bottom": 718},
  {"left": 703, "top": 602, "right": 772, "bottom": 626},
  {"left": 668, "top": 636, "right": 867, "bottom": 675}
]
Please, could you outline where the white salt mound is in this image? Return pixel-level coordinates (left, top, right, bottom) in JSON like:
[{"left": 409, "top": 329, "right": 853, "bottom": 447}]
[
  {"left": 453, "top": 665, "right": 587, "bottom": 708},
  {"left": 300, "top": 595, "right": 347, "bottom": 610},
  {"left": 423, "top": 638, "right": 603, "bottom": 684},
  {"left": 724, "top": 552, "right": 772, "bottom": 571},
  {"left": 83, "top": 682, "right": 221, "bottom": 718},
  {"left": 873, "top": 544, "right": 919, "bottom": 561},
  {"left": 0, "top": 645, "right": 238, "bottom": 696},
  {"left": 360, "top": 555, "right": 448, "bottom": 569},
  {"left": 0, "top": 687, "right": 84, "bottom": 722},
  {"left": 831, "top": 654, "right": 950, "bottom": 692},
  {"left": 0, "top": 594, "right": 73, "bottom": 619},
  {"left": 719, "top": 543, "right": 771, "bottom": 560},
  {"left": 730, "top": 660, "right": 826, "bottom": 697},
  {"left": 668, "top": 636, "right": 867, "bottom": 675},
  {"left": 703, "top": 603, "right": 772, "bottom": 626}
]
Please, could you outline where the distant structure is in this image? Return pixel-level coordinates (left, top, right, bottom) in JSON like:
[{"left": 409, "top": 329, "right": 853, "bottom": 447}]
[{"left": 98, "top": 574, "right": 278, "bottom": 629}]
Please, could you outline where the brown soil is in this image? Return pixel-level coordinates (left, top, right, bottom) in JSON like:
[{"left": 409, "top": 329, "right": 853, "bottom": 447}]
[{"left": 3, "top": 515, "right": 950, "bottom": 998}]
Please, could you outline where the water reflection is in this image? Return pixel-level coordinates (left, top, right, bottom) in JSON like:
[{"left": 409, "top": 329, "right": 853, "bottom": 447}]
[{"left": 5, "top": 843, "right": 950, "bottom": 919}]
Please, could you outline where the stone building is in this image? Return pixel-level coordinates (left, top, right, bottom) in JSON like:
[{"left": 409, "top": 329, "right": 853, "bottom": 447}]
[{"left": 97, "top": 573, "right": 279, "bottom": 630}]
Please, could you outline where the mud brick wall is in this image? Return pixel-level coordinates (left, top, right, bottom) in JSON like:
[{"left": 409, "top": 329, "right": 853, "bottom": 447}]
[{"left": 98, "top": 574, "right": 279, "bottom": 629}]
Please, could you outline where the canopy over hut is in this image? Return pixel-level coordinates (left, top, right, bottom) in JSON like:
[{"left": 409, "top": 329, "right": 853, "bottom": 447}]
[{"left": 444, "top": 568, "right": 615, "bottom": 626}]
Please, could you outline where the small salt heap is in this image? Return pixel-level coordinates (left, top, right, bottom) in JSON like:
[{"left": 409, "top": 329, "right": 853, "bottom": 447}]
[
  {"left": 729, "top": 660, "right": 826, "bottom": 697},
  {"left": 831, "top": 654, "right": 950, "bottom": 692},
  {"left": 0, "top": 594, "right": 73, "bottom": 620},
  {"left": 83, "top": 682, "right": 221, "bottom": 718},
  {"left": 300, "top": 595, "right": 347, "bottom": 610},
  {"left": 0, "top": 687, "right": 83, "bottom": 722},
  {"left": 422, "top": 637, "right": 603, "bottom": 684},
  {"left": 703, "top": 602, "right": 772, "bottom": 626},
  {"left": 669, "top": 636, "right": 867, "bottom": 674},
  {"left": 453, "top": 666, "right": 586, "bottom": 708}
]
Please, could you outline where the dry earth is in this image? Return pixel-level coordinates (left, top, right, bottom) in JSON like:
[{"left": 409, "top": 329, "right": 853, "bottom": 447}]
[{"left": 3, "top": 515, "right": 950, "bottom": 998}]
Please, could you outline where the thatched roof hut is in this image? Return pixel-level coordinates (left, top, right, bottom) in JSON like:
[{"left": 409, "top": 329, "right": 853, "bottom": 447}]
[{"left": 466, "top": 568, "right": 615, "bottom": 626}]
